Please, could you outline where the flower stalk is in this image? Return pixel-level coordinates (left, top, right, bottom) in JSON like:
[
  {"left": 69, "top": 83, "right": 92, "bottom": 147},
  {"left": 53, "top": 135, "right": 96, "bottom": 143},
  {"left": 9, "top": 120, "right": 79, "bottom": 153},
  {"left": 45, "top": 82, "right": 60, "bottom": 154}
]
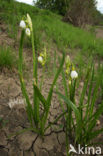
[{"left": 18, "top": 14, "right": 65, "bottom": 136}]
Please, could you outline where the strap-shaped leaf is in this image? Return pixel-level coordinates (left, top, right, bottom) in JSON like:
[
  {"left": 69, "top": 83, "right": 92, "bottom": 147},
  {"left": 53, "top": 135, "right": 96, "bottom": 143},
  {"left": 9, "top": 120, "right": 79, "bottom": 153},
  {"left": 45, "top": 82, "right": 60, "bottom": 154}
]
[
  {"left": 87, "top": 128, "right": 103, "bottom": 142},
  {"left": 33, "top": 84, "right": 47, "bottom": 110},
  {"left": 85, "top": 102, "right": 103, "bottom": 133},
  {"left": 41, "top": 52, "right": 65, "bottom": 130},
  {"left": 56, "top": 91, "right": 82, "bottom": 141},
  {"left": 47, "top": 52, "right": 65, "bottom": 108},
  {"left": 57, "top": 91, "right": 80, "bottom": 122},
  {"left": 79, "top": 67, "right": 91, "bottom": 119}
]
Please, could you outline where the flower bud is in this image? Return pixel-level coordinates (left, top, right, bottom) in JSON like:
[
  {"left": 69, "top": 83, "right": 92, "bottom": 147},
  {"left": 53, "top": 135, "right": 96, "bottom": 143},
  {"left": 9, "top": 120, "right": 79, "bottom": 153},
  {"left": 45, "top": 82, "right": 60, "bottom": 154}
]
[
  {"left": 68, "top": 80, "right": 71, "bottom": 85},
  {"left": 38, "top": 56, "right": 43, "bottom": 64},
  {"left": 25, "top": 28, "right": 31, "bottom": 36},
  {"left": 27, "top": 14, "right": 32, "bottom": 31},
  {"left": 65, "top": 55, "right": 70, "bottom": 64}
]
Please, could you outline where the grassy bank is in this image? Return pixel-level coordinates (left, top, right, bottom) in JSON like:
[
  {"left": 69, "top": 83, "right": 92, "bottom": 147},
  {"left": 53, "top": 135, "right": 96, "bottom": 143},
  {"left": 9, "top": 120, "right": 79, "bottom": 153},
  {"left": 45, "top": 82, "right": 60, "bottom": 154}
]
[{"left": 0, "top": 0, "right": 103, "bottom": 58}]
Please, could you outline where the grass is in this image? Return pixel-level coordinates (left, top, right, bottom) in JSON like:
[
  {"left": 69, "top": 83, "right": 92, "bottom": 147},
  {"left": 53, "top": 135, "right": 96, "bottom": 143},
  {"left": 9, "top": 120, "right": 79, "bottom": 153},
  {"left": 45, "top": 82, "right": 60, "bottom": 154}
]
[
  {"left": 0, "top": 46, "right": 17, "bottom": 69},
  {"left": 0, "top": 0, "right": 103, "bottom": 58}
]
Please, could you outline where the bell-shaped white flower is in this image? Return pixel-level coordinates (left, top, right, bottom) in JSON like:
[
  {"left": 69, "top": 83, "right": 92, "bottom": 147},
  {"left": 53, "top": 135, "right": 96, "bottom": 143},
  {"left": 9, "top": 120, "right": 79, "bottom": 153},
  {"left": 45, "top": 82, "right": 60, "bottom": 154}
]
[
  {"left": 71, "top": 70, "right": 78, "bottom": 79},
  {"left": 25, "top": 28, "right": 31, "bottom": 36},
  {"left": 20, "top": 20, "right": 26, "bottom": 29},
  {"left": 38, "top": 56, "right": 43, "bottom": 64}
]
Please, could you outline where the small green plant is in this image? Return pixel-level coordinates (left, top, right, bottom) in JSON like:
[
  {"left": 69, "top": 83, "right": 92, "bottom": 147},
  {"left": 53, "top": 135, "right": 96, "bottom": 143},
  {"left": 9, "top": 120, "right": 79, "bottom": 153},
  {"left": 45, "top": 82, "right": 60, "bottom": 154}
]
[
  {"left": 18, "top": 14, "right": 65, "bottom": 136},
  {"left": 57, "top": 56, "right": 103, "bottom": 155},
  {"left": 97, "top": 63, "right": 103, "bottom": 99},
  {"left": 0, "top": 46, "right": 17, "bottom": 69},
  {"left": 0, "top": 117, "right": 8, "bottom": 129}
]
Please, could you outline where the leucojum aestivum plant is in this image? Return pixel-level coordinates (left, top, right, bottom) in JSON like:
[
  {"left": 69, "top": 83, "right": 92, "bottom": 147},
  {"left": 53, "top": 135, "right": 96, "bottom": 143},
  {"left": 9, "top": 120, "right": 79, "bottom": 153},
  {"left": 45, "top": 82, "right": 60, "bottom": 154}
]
[
  {"left": 57, "top": 56, "right": 103, "bottom": 156},
  {"left": 18, "top": 14, "right": 65, "bottom": 136}
]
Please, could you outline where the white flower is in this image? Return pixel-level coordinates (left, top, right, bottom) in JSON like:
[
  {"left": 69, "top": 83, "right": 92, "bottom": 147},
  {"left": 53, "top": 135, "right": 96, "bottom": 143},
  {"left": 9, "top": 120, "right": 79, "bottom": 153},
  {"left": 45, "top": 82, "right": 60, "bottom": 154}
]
[
  {"left": 27, "top": 14, "right": 32, "bottom": 31},
  {"left": 20, "top": 20, "right": 26, "bottom": 29},
  {"left": 71, "top": 70, "right": 78, "bottom": 79},
  {"left": 38, "top": 56, "right": 43, "bottom": 64},
  {"left": 25, "top": 28, "right": 31, "bottom": 36}
]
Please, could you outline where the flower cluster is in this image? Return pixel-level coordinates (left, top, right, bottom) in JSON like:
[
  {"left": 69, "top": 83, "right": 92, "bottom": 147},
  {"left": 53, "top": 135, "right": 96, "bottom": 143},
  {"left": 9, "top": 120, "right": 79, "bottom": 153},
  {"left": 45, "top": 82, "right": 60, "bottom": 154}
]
[
  {"left": 65, "top": 55, "right": 71, "bottom": 75},
  {"left": 65, "top": 55, "right": 78, "bottom": 80},
  {"left": 19, "top": 14, "right": 32, "bottom": 36},
  {"left": 38, "top": 48, "right": 47, "bottom": 66}
]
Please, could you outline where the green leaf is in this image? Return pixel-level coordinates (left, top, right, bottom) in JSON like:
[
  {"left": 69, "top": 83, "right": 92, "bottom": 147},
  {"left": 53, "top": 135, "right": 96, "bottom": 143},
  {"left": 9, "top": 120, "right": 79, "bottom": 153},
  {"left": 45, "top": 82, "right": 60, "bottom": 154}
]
[
  {"left": 47, "top": 52, "right": 65, "bottom": 108},
  {"left": 18, "top": 30, "right": 25, "bottom": 74},
  {"left": 56, "top": 91, "right": 82, "bottom": 141},
  {"left": 62, "top": 69, "right": 68, "bottom": 98},
  {"left": 87, "top": 128, "right": 103, "bottom": 142},
  {"left": 85, "top": 102, "right": 103, "bottom": 133},
  {"left": 85, "top": 65, "right": 94, "bottom": 120},
  {"left": 42, "top": 52, "right": 65, "bottom": 130},
  {"left": 33, "top": 84, "right": 47, "bottom": 110},
  {"left": 89, "top": 77, "right": 100, "bottom": 117},
  {"left": 79, "top": 66, "right": 91, "bottom": 119},
  {"left": 57, "top": 91, "right": 80, "bottom": 121},
  {"left": 19, "top": 76, "right": 33, "bottom": 126}
]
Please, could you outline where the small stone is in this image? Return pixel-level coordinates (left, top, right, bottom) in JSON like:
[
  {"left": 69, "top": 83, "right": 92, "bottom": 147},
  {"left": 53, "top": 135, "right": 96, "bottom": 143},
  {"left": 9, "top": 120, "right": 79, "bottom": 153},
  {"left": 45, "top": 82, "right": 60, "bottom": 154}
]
[{"left": 96, "top": 120, "right": 100, "bottom": 126}]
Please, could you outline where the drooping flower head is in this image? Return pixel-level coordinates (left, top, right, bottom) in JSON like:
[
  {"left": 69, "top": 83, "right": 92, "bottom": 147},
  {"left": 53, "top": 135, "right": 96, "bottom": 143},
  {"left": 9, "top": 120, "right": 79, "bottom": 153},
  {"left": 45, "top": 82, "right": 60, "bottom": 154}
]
[
  {"left": 19, "top": 20, "right": 26, "bottom": 29},
  {"left": 19, "top": 14, "right": 32, "bottom": 37},
  {"left": 70, "top": 70, "right": 78, "bottom": 79},
  {"left": 38, "top": 48, "right": 47, "bottom": 66}
]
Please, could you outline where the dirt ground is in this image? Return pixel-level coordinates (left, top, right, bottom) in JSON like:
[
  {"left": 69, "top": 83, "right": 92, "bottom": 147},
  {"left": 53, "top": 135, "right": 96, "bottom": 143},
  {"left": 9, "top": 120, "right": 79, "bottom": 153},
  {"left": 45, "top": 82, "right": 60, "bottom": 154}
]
[
  {"left": 0, "top": 23, "right": 103, "bottom": 156},
  {"left": 95, "top": 26, "right": 103, "bottom": 39}
]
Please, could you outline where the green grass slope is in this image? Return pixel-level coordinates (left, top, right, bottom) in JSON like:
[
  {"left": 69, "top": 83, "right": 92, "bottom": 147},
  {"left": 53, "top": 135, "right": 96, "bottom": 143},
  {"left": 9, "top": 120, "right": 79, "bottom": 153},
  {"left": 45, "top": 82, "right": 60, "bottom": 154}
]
[{"left": 0, "top": 0, "right": 103, "bottom": 58}]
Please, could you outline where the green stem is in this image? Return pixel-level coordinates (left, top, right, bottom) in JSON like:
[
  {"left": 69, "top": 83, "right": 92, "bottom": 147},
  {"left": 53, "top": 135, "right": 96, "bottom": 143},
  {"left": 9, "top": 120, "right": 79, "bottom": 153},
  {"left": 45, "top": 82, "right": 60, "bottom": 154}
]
[
  {"left": 31, "top": 28, "right": 39, "bottom": 127},
  {"left": 42, "top": 53, "right": 65, "bottom": 132},
  {"left": 31, "top": 29, "right": 36, "bottom": 79},
  {"left": 40, "top": 65, "right": 45, "bottom": 91},
  {"left": 19, "top": 29, "right": 33, "bottom": 127},
  {"left": 18, "top": 29, "right": 25, "bottom": 74}
]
